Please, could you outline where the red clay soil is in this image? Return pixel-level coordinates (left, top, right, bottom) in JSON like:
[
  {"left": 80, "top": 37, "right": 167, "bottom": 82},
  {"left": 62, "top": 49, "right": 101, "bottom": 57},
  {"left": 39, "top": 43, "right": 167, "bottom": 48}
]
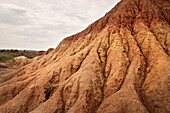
[{"left": 0, "top": 0, "right": 169, "bottom": 113}]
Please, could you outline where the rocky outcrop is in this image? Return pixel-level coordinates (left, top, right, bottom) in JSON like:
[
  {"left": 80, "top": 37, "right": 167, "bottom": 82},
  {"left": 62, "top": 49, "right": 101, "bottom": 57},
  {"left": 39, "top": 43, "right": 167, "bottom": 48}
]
[
  {"left": 13, "top": 56, "right": 32, "bottom": 67},
  {"left": 43, "top": 48, "right": 54, "bottom": 55},
  {"left": 0, "top": 0, "right": 169, "bottom": 113}
]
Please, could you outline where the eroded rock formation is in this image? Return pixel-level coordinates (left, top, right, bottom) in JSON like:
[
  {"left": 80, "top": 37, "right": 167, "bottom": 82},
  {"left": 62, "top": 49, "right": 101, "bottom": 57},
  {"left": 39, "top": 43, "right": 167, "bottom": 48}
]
[{"left": 0, "top": 0, "right": 169, "bottom": 113}]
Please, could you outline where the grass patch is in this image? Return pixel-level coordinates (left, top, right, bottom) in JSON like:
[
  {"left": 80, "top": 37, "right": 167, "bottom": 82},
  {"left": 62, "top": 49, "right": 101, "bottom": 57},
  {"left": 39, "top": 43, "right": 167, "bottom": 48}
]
[
  {"left": 0, "top": 54, "right": 35, "bottom": 63},
  {"left": 10, "top": 55, "right": 20, "bottom": 58},
  {"left": 0, "top": 54, "right": 15, "bottom": 62}
]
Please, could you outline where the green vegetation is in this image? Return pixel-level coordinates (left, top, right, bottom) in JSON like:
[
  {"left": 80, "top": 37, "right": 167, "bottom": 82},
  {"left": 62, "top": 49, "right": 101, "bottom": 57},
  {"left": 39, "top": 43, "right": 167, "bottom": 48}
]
[
  {"left": 0, "top": 49, "right": 42, "bottom": 61},
  {"left": 0, "top": 54, "right": 35, "bottom": 62},
  {"left": 25, "top": 56, "right": 34, "bottom": 59},
  {"left": 0, "top": 54, "right": 15, "bottom": 62},
  {"left": 10, "top": 55, "right": 20, "bottom": 57}
]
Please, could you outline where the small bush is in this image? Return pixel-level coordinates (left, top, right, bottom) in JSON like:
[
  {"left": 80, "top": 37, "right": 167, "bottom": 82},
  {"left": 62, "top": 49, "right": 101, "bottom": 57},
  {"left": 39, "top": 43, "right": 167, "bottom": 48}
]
[
  {"left": 11, "top": 55, "right": 20, "bottom": 57},
  {"left": 0, "top": 54, "right": 15, "bottom": 62},
  {"left": 25, "top": 56, "right": 34, "bottom": 59}
]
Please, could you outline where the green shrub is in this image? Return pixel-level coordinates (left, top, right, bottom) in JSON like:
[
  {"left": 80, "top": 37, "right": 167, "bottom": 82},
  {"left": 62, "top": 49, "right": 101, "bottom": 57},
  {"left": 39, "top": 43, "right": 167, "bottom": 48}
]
[
  {"left": 0, "top": 54, "right": 15, "bottom": 62},
  {"left": 11, "top": 55, "right": 20, "bottom": 57},
  {"left": 25, "top": 56, "right": 34, "bottom": 59}
]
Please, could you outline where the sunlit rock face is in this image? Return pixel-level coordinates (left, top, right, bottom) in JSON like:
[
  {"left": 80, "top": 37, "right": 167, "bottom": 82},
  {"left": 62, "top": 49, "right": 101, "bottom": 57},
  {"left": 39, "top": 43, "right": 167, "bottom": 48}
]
[{"left": 0, "top": 0, "right": 169, "bottom": 113}]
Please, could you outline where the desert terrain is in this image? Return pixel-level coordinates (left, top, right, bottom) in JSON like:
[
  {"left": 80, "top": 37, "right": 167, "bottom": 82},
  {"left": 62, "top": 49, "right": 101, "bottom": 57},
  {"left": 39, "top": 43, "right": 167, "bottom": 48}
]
[{"left": 0, "top": 0, "right": 169, "bottom": 113}]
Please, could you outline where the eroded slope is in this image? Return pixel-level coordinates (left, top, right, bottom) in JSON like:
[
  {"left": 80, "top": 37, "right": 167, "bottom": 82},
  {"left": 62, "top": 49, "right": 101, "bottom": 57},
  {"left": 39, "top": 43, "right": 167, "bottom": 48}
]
[{"left": 0, "top": 0, "right": 169, "bottom": 113}]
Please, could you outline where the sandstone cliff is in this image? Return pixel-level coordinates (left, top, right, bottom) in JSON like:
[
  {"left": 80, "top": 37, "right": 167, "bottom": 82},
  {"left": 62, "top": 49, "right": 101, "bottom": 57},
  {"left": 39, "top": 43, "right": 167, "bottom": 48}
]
[{"left": 0, "top": 0, "right": 169, "bottom": 113}]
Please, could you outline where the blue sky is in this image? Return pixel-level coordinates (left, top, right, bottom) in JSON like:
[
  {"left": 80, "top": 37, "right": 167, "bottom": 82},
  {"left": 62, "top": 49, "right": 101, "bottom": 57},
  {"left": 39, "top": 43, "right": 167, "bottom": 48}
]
[{"left": 0, "top": 0, "right": 121, "bottom": 50}]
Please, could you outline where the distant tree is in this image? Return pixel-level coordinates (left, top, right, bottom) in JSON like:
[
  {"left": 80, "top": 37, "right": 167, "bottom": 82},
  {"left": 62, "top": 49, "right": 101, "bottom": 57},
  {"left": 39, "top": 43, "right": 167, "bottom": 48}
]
[
  {"left": 0, "top": 49, "right": 5, "bottom": 52},
  {"left": 9, "top": 49, "right": 18, "bottom": 53}
]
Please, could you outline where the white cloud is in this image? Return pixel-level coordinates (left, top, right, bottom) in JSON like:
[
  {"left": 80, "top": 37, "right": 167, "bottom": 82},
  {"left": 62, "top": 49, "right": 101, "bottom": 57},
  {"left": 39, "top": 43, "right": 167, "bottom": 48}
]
[{"left": 0, "top": 0, "right": 121, "bottom": 50}]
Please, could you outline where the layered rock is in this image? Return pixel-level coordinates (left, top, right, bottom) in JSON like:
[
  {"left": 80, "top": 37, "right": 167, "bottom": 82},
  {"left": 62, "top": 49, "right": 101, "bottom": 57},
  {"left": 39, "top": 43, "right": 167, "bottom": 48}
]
[{"left": 0, "top": 0, "right": 169, "bottom": 113}]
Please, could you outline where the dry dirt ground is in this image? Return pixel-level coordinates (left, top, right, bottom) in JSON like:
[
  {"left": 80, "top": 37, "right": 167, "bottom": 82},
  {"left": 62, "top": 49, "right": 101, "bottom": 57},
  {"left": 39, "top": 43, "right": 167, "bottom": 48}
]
[
  {"left": 0, "top": 0, "right": 169, "bottom": 113},
  {"left": 0, "top": 65, "right": 17, "bottom": 83}
]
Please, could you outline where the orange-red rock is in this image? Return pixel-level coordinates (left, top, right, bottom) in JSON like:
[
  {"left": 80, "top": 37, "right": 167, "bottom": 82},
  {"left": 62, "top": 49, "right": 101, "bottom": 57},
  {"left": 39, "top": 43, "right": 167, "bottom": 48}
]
[
  {"left": 0, "top": 0, "right": 169, "bottom": 113},
  {"left": 43, "top": 48, "right": 54, "bottom": 55}
]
